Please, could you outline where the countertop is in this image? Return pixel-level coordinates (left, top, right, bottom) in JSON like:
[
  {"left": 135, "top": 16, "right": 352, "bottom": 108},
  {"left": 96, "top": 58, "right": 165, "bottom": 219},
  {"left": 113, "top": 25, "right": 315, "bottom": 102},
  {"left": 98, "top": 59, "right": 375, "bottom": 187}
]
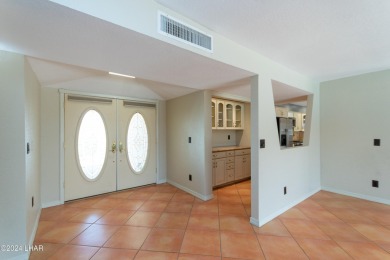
[{"left": 212, "top": 146, "right": 251, "bottom": 152}]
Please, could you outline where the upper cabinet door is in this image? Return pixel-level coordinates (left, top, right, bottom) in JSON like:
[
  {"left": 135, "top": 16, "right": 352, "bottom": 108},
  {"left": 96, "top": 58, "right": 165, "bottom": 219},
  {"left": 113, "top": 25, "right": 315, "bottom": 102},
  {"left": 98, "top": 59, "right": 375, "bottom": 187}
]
[
  {"left": 217, "top": 100, "right": 225, "bottom": 128},
  {"left": 211, "top": 99, "right": 217, "bottom": 129},
  {"left": 275, "top": 106, "right": 288, "bottom": 117},
  {"left": 234, "top": 103, "right": 244, "bottom": 129},
  {"left": 293, "top": 112, "right": 302, "bottom": 131},
  {"left": 212, "top": 98, "right": 245, "bottom": 130},
  {"left": 225, "top": 101, "right": 234, "bottom": 129}
]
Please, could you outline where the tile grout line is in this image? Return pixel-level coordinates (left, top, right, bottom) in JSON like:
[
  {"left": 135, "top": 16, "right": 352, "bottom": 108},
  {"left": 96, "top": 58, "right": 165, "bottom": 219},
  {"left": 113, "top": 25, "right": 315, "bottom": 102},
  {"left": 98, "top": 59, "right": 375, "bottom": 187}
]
[{"left": 285, "top": 201, "right": 354, "bottom": 259}]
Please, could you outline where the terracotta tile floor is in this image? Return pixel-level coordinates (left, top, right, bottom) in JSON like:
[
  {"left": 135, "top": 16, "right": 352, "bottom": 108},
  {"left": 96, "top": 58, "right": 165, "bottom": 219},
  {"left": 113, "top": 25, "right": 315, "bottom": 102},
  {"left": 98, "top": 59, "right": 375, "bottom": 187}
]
[{"left": 31, "top": 181, "right": 390, "bottom": 259}]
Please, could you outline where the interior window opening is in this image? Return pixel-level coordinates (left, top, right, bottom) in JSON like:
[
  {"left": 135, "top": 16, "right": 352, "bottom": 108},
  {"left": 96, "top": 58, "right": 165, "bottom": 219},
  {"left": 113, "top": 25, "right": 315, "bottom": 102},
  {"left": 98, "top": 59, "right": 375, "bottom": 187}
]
[{"left": 271, "top": 80, "right": 313, "bottom": 149}]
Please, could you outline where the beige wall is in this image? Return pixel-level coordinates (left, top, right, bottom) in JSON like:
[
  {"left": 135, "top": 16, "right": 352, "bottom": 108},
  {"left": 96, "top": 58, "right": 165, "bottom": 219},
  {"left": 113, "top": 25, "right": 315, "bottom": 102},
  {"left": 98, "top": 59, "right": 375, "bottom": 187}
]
[
  {"left": 167, "top": 90, "right": 212, "bottom": 199},
  {"left": 212, "top": 129, "right": 237, "bottom": 147},
  {"left": 40, "top": 87, "right": 61, "bottom": 206},
  {"left": 321, "top": 70, "right": 390, "bottom": 204},
  {"left": 25, "top": 59, "right": 41, "bottom": 246}
]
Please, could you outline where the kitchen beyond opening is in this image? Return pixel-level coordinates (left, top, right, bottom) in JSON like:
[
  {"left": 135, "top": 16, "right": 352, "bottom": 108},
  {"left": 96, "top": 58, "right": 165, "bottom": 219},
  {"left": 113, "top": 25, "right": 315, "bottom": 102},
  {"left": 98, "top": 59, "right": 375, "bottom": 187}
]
[
  {"left": 211, "top": 92, "right": 251, "bottom": 189},
  {"left": 271, "top": 80, "right": 313, "bottom": 149}
]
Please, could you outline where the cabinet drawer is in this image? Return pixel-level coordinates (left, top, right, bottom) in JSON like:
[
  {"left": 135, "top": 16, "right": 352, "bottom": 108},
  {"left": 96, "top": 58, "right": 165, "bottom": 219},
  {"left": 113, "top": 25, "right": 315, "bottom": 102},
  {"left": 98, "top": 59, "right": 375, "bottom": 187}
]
[
  {"left": 226, "top": 151, "right": 235, "bottom": 157},
  {"left": 226, "top": 157, "right": 235, "bottom": 163},
  {"left": 212, "top": 152, "right": 226, "bottom": 159},
  {"left": 226, "top": 169, "right": 235, "bottom": 182},
  {"left": 234, "top": 149, "right": 250, "bottom": 156},
  {"left": 226, "top": 163, "right": 235, "bottom": 169}
]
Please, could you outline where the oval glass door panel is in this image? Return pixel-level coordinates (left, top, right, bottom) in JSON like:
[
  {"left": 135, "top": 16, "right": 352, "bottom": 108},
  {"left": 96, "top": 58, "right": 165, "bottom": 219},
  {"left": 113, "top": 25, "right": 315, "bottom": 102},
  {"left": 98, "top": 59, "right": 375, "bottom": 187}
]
[
  {"left": 77, "top": 110, "right": 107, "bottom": 180},
  {"left": 127, "top": 113, "right": 148, "bottom": 173}
]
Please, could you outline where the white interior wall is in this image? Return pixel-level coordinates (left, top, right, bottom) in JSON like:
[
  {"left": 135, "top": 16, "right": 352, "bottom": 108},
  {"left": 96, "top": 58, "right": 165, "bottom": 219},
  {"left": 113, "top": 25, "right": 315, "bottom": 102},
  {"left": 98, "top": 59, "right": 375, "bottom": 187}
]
[
  {"left": 0, "top": 51, "right": 27, "bottom": 260},
  {"left": 52, "top": 0, "right": 321, "bottom": 225},
  {"left": 166, "top": 90, "right": 213, "bottom": 200},
  {"left": 250, "top": 76, "right": 260, "bottom": 224},
  {"left": 321, "top": 70, "right": 390, "bottom": 204},
  {"left": 255, "top": 76, "right": 321, "bottom": 225},
  {"left": 24, "top": 59, "right": 41, "bottom": 246},
  {"left": 40, "top": 87, "right": 61, "bottom": 207}
]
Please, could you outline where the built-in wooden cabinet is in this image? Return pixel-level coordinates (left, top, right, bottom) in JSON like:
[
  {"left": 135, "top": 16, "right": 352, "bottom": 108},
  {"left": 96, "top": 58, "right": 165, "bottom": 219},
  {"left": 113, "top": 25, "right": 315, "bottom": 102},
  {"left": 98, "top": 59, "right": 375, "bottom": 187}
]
[
  {"left": 212, "top": 151, "right": 227, "bottom": 186},
  {"left": 234, "top": 149, "right": 250, "bottom": 180},
  {"left": 217, "top": 100, "right": 225, "bottom": 128},
  {"left": 211, "top": 98, "right": 226, "bottom": 129},
  {"left": 212, "top": 148, "right": 250, "bottom": 187},
  {"left": 212, "top": 98, "right": 245, "bottom": 130},
  {"left": 276, "top": 107, "right": 306, "bottom": 132},
  {"left": 293, "top": 112, "right": 302, "bottom": 131},
  {"left": 211, "top": 99, "right": 216, "bottom": 128},
  {"left": 275, "top": 106, "right": 288, "bottom": 117},
  {"left": 293, "top": 112, "right": 305, "bottom": 131},
  {"left": 225, "top": 150, "right": 235, "bottom": 182},
  {"left": 213, "top": 157, "right": 226, "bottom": 186},
  {"left": 225, "top": 101, "right": 234, "bottom": 128},
  {"left": 234, "top": 103, "right": 243, "bottom": 129}
]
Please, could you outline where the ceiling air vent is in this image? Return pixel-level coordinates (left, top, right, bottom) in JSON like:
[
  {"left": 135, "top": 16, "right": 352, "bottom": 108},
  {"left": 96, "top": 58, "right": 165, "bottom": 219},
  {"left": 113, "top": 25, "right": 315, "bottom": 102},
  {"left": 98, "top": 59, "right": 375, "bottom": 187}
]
[{"left": 158, "top": 12, "right": 213, "bottom": 52}]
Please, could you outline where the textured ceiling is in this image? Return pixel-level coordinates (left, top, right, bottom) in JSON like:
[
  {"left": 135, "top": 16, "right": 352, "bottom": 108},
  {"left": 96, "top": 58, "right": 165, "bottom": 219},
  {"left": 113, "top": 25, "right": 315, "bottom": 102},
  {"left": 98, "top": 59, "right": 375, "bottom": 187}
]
[{"left": 156, "top": 0, "right": 390, "bottom": 81}]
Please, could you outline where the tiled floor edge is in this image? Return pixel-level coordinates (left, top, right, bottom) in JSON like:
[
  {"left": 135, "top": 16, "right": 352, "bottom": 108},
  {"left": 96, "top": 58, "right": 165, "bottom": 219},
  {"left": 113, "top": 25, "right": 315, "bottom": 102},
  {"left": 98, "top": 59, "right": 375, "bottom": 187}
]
[
  {"left": 167, "top": 179, "right": 214, "bottom": 201},
  {"left": 258, "top": 187, "right": 321, "bottom": 227},
  {"left": 321, "top": 186, "right": 390, "bottom": 205}
]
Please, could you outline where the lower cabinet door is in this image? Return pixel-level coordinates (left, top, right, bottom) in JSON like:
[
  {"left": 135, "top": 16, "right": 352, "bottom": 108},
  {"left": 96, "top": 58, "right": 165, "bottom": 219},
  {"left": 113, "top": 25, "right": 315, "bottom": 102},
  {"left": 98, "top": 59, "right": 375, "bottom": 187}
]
[
  {"left": 226, "top": 169, "right": 235, "bottom": 182},
  {"left": 243, "top": 154, "right": 251, "bottom": 178},
  {"left": 214, "top": 158, "right": 226, "bottom": 186},
  {"left": 234, "top": 155, "right": 244, "bottom": 180}
]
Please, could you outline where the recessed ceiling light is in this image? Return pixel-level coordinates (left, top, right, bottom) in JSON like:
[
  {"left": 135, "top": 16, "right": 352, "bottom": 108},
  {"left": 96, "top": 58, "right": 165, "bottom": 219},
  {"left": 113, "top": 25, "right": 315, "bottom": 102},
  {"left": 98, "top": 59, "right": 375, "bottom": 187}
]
[{"left": 108, "top": 72, "right": 136, "bottom": 78}]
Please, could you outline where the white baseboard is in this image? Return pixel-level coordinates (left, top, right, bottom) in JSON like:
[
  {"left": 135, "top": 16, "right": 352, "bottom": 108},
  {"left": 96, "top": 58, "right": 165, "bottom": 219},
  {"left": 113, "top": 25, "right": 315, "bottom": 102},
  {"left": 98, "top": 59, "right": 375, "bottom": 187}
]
[
  {"left": 250, "top": 217, "right": 259, "bottom": 226},
  {"left": 28, "top": 208, "right": 41, "bottom": 245},
  {"left": 256, "top": 187, "right": 321, "bottom": 227},
  {"left": 27, "top": 207, "right": 42, "bottom": 259},
  {"left": 321, "top": 186, "right": 390, "bottom": 205},
  {"left": 157, "top": 178, "right": 167, "bottom": 184},
  {"left": 41, "top": 200, "right": 62, "bottom": 208},
  {"left": 167, "top": 180, "right": 213, "bottom": 201}
]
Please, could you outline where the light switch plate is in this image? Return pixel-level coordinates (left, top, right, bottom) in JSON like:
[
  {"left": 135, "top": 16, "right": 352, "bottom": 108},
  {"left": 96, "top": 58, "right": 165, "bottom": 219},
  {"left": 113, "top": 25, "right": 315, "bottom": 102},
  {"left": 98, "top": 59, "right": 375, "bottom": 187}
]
[{"left": 260, "top": 139, "right": 265, "bottom": 148}]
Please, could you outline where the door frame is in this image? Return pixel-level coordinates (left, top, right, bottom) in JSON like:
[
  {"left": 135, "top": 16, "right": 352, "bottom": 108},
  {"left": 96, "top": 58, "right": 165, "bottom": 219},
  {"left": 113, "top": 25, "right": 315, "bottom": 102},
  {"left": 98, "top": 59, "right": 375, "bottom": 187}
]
[{"left": 59, "top": 89, "right": 162, "bottom": 204}]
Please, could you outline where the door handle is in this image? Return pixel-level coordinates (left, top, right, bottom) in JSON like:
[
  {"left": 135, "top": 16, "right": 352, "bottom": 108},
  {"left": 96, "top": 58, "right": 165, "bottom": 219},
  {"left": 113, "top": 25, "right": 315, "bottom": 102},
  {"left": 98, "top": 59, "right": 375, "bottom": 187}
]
[
  {"left": 111, "top": 142, "right": 117, "bottom": 153},
  {"left": 119, "top": 142, "right": 125, "bottom": 153}
]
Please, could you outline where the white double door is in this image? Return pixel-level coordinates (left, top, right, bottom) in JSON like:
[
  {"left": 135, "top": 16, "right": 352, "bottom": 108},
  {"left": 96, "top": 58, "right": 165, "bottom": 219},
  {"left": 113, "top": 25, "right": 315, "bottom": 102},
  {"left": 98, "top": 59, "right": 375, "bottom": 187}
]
[{"left": 64, "top": 94, "right": 156, "bottom": 201}]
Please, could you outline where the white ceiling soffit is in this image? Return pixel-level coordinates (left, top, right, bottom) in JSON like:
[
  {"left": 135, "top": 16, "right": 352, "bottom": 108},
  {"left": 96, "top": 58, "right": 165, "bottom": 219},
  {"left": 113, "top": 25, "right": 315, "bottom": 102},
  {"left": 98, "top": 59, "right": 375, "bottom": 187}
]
[
  {"left": 156, "top": 0, "right": 390, "bottom": 81},
  {"left": 27, "top": 57, "right": 198, "bottom": 100},
  {"left": 212, "top": 78, "right": 252, "bottom": 102},
  {"left": 26, "top": 57, "right": 104, "bottom": 87},
  {"left": 0, "top": 0, "right": 254, "bottom": 92},
  {"left": 271, "top": 80, "right": 310, "bottom": 104}
]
